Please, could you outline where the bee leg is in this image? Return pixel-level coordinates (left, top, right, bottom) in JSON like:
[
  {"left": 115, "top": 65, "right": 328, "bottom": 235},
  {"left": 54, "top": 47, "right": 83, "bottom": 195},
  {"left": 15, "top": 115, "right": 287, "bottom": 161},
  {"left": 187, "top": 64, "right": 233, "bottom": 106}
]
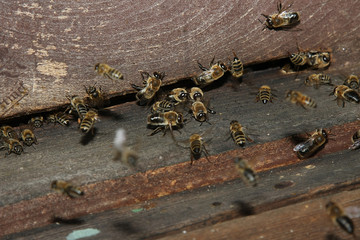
[
  {"left": 202, "top": 146, "right": 212, "bottom": 163},
  {"left": 209, "top": 56, "right": 215, "bottom": 67},
  {"left": 246, "top": 135, "right": 254, "bottom": 143},
  {"left": 190, "top": 152, "right": 195, "bottom": 166},
  {"left": 130, "top": 83, "right": 143, "bottom": 91},
  {"left": 140, "top": 71, "right": 150, "bottom": 83},
  {"left": 197, "top": 61, "right": 208, "bottom": 71},
  {"left": 104, "top": 73, "right": 115, "bottom": 82},
  {"left": 149, "top": 127, "right": 163, "bottom": 136}
]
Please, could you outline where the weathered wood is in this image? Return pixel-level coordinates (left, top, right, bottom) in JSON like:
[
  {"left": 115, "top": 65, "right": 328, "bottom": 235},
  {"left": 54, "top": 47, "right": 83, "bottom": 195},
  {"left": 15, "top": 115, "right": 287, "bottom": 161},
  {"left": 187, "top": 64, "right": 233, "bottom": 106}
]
[{"left": 0, "top": 0, "right": 359, "bottom": 118}]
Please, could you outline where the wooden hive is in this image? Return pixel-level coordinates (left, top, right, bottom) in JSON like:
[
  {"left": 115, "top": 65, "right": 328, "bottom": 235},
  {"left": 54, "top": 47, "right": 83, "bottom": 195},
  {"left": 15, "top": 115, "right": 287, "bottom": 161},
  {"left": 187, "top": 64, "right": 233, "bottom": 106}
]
[{"left": 1, "top": 0, "right": 360, "bottom": 239}]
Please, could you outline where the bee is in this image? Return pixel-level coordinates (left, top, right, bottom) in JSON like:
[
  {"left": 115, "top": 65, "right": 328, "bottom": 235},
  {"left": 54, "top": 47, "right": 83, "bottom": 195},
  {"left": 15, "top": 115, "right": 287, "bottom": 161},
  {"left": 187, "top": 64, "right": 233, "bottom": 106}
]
[
  {"left": 293, "top": 128, "right": 328, "bottom": 159},
  {"left": 28, "top": 116, "right": 44, "bottom": 128},
  {"left": 331, "top": 85, "right": 360, "bottom": 107},
  {"left": 151, "top": 100, "right": 175, "bottom": 113},
  {"left": 349, "top": 129, "right": 360, "bottom": 150},
  {"left": 191, "top": 101, "right": 215, "bottom": 124},
  {"left": 326, "top": 201, "right": 355, "bottom": 235},
  {"left": 51, "top": 180, "right": 84, "bottom": 198},
  {"left": 230, "top": 120, "right": 253, "bottom": 147},
  {"left": 147, "top": 111, "right": 184, "bottom": 136},
  {"left": 234, "top": 158, "right": 257, "bottom": 186},
  {"left": 1, "top": 137, "right": 23, "bottom": 156},
  {"left": 189, "top": 133, "right": 211, "bottom": 165},
  {"left": 305, "top": 73, "right": 332, "bottom": 89},
  {"left": 289, "top": 51, "right": 308, "bottom": 66},
  {"left": 50, "top": 112, "right": 71, "bottom": 126},
  {"left": 256, "top": 85, "right": 276, "bottom": 104},
  {"left": 260, "top": 2, "right": 300, "bottom": 30},
  {"left": 189, "top": 87, "right": 204, "bottom": 102},
  {"left": 67, "top": 95, "right": 88, "bottom": 119},
  {"left": 20, "top": 128, "right": 37, "bottom": 146},
  {"left": 0, "top": 125, "right": 19, "bottom": 139},
  {"left": 79, "top": 109, "right": 98, "bottom": 134},
  {"left": 167, "top": 88, "right": 188, "bottom": 104},
  {"left": 343, "top": 75, "right": 359, "bottom": 90},
  {"left": 285, "top": 90, "right": 317, "bottom": 109},
  {"left": 131, "top": 71, "right": 164, "bottom": 105},
  {"left": 84, "top": 83, "right": 107, "bottom": 109},
  {"left": 113, "top": 129, "right": 138, "bottom": 168},
  {"left": 229, "top": 51, "right": 243, "bottom": 78},
  {"left": 94, "top": 63, "right": 123, "bottom": 81},
  {"left": 307, "top": 51, "right": 331, "bottom": 69},
  {"left": 192, "top": 57, "right": 228, "bottom": 86}
]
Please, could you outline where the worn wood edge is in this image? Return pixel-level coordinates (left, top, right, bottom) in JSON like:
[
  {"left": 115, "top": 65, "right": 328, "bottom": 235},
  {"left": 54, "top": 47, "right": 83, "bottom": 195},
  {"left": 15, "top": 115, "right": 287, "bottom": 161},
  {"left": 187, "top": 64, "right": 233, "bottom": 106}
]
[{"left": 0, "top": 120, "right": 359, "bottom": 237}]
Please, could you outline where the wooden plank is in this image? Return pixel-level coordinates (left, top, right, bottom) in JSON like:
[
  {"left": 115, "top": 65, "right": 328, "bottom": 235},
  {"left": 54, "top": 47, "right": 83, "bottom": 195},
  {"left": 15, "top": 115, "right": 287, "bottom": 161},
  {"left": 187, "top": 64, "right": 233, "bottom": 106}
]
[{"left": 0, "top": 0, "right": 360, "bottom": 118}]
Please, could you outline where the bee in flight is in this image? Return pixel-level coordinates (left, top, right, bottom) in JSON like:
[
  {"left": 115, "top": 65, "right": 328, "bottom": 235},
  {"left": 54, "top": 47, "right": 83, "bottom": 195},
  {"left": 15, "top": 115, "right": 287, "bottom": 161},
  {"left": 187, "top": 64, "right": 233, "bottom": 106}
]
[
  {"left": 188, "top": 133, "right": 211, "bottom": 165},
  {"left": 293, "top": 128, "right": 328, "bottom": 159},
  {"left": 113, "top": 128, "right": 138, "bottom": 168},
  {"left": 326, "top": 201, "right": 355, "bottom": 236},
  {"left": 1, "top": 137, "right": 23, "bottom": 156},
  {"left": 229, "top": 120, "right": 253, "bottom": 147},
  {"left": 192, "top": 57, "right": 228, "bottom": 86},
  {"left": 331, "top": 85, "right": 360, "bottom": 107},
  {"left": 28, "top": 116, "right": 44, "bottom": 128},
  {"left": 20, "top": 128, "right": 37, "bottom": 146},
  {"left": 285, "top": 90, "right": 317, "bottom": 109},
  {"left": 229, "top": 51, "right": 243, "bottom": 78},
  {"left": 131, "top": 71, "right": 164, "bottom": 105},
  {"left": 260, "top": 1, "right": 300, "bottom": 30},
  {"left": 94, "top": 63, "right": 123, "bottom": 81},
  {"left": 51, "top": 180, "right": 84, "bottom": 198},
  {"left": 147, "top": 111, "right": 184, "bottom": 138},
  {"left": 0, "top": 125, "right": 19, "bottom": 139},
  {"left": 343, "top": 74, "right": 359, "bottom": 90},
  {"left": 305, "top": 73, "right": 332, "bottom": 89},
  {"left": 349, "top": 129, "right": 360, "bottom": 150},
  {"left": 234, "top": 158, "right": 257, "bottom": 186},
  {"left": 80, "top": 109, "right": 98, "bottom": 134},
  {"left": 256, "top": 85, "right": 276, "bottom": 104}
]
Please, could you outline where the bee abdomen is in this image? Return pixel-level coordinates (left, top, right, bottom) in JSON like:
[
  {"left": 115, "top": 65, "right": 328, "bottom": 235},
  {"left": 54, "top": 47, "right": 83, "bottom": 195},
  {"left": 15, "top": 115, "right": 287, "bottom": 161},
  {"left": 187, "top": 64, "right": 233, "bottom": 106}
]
[
  {"left": 80, "top": 118, "right": 94, "bottom": 133},
  {"left": 290, "top": 53, "right": 306, "bottom": 66},
  {"left": 344, "top": 90, "right": 360, "bottom": 103},
  {"left": 260, "top": 91, "right": 271, "bottom": 104},
  {"left": 231, "top": 61, "right": 244, "bottom": 77},
  {"left": 232, "top": 131, "right": 246, "bottom": 146},
  {"left": 336, "top": 216, "right": 354, "bottom": 234},
  {"left": 304, "top": 97, "right": 317, "bottom": 108},
  {"left": 109, "top": 68, "right": 123, "bottom": 79}
]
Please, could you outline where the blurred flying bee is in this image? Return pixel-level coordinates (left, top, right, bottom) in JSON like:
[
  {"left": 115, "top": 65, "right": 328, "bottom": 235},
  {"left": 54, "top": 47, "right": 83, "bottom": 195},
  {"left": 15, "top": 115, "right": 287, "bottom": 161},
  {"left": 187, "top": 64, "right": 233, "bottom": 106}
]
[
  {"left": 192, "top": 57, "right": 228, "bottom": 86},
  {"left": 343, "top": 75, "right": 359, "bottom": 90},
  {"left": 229, "top": 51, "right": 243, "bottom": 78},
  {"left": 1, "top": 137, "right": 23, "bottom": 156},
  {"left": 80, "top": 109, "right": 98, "bottom": 134},
  {"left": 151, "top": 100, "right": 175, "bottom": 113},
  {"left": 47, "top": 112, "right": 71, "bottom": 126},
  {"left": 293, "top": 128, "right": 328, "bottom": 159},
  {"left": 94, "top": 63, "right": 123, "bottom": 81},
  {"left": 131, "top": 71, "right": 164, "bottom": 105},
  {"left": 20, "top": 128, "right": 37, "bottom": 146},
  {"left": 147, "top": 111, "right": 184, "bottom": 137},
  {"left": 260, "top": 2, "right": 300, "bottom": 30},
  {"left": 290, "top": 50, "right": 331, "bottom": 69},
  {"left": 67, "top": 95, "right": 88, "bottom": 119},
  {"left": 51, "top": 180, "right": 84, "bottom": 198},
  {"left": 349, "top": 129, "right": 360, "bottom": 150},
  {"left": 256, "top": 85, "right": 276, "bottom": 104},
  {"left": 84, "top": 83, "right": 107, "bottom": 109},
  {"left": 189, "top": 133, "right": 211, "bottom": 165},
  {"left": 331, "top": 85, "right": 360, "bottom": 107},
  {"left": 230, "top": 120, "right": 254, "bottom": 147},
  {"left": 234, "top": 158, "right": 257, "bottom": 186},
  {"left": 28, "top": 116, "right": 44, "bottom": 128},
  {"left": 191, "top": 101, "right": 215, "bottom": 124},
  {"left": 305, "top": 73, "right": 332, "bottom": 89},
  {"left": 326, "top": 201, "right": 355, "bottom": 236},
  {"left": 285, "top": 90, "right": 317, "bottom": 109},
  {"left": 113, "top": 128, "right": 138, "bottom": 168},
  {"left": 167, "top": 88, "right": 188, "bottom": 104},
  {"left": 0, "top": 125, "right": 19, "bottom": 139}
]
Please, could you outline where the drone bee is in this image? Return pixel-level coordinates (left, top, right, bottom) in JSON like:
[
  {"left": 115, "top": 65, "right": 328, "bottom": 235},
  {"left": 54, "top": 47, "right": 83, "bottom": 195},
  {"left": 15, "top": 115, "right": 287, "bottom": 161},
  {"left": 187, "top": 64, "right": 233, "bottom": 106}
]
[
  {"left": 192, "top": 57, "right": 228, "bottom": 86},
  {"left": 67, "top": 95, "right": 88, "bottom": 119},
  {"left": 189, "top": 133, "right": 211, "bottom": 165},
  {"left": 20, "top": 128, "right": 37, "bottom": 146},
  {"left": 189, "top": 87, "right": 204, "bottom": 102},
  {"left": 167, "top": 88, "right": 188, "bottom": 104},
  {"left": 285, "top": 90, "right": 317, "bottom": 109},
  {"left": 343, "top": 75, "right": 359, "bottom": 90},
  {"left": 349, "top": 129, "right": 360, "bottom": 150},
  {"left": 131, "top": 71, "right": 164, "bottom": 105},
  {"left": 51, "top": 180, "right": 84, "bottom": 198},
  {"left": 260, "top": 1, "right": 300, "bottom": 30},
  {"left": 256, "top": 85, "right": 276, "bottom": 104},
  {"left": 47, "top": 112, "right": 71, "bottom": 126},
  {"left": 229, "top": 51, "right": 244, "bottom": 78},
  {"left": 79, "top": 109, "right": 98, "bottom": 134},
  {"left": 1, "top": 137, "right": 23, "bottom": 156},
  {"left": 331, "top": 85, "right": 360, "bottom": 107},
  {"left": 151, "top": 100, "right": 175, "bottom": 113},
  {"left": 0, "top": 125, "right": 19, "bottom": 139},
  {"left": 28, "top": 116, "right": 44, "bottom": 128},
  {"left": 234, "top": 158, "right": 257, "bottom": 186},
  {"left": 293, "top": 128, "right": 328, "bottom": 159},
  {"left": 191, "top": 101, "right": 215, "bottom": 124},
  {"left": 326, "top": 201, "right": 355, "bottom": 236},
  {"left": 84, "top": 83, "right": 107, "bottom": 109},
  {"left": 230, "top": 120, "right": 253, "bottom": 147},
  {"left": 147, "top": 111, "right": 184, "bottom": 137},
  {"left": 94, "top": 63, "right": 123, "bottom": 81},
  {"left": 305, "top": 73, "right": 332, "bottom": 89}
]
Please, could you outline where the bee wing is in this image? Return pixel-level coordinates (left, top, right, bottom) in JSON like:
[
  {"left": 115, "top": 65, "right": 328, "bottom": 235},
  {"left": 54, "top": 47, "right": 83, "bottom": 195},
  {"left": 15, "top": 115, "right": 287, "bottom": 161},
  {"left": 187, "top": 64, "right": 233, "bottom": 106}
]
[
  {"left": 344, "top": 206, "right": 360, "bottom": 219},
  {"left": 293, "top": 138, "right": 314, "bottom": 152}
]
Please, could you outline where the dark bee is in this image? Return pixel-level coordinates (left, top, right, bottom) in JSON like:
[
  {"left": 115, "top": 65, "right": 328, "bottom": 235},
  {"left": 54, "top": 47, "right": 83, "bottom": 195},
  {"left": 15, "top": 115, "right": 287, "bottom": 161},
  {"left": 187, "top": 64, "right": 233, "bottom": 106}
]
[
  {"left": 305, "top": 73, "right": 332, "bottom": 89},
  {"left": 28, "top": 116, "right": 44, "bottom": 128},
  {"left": 293, "top": 128, "right": 328, "bottom": 159},
  {"left": 84, "top": 83, "right": 107, "bottom": 109},
  {"left": 67, "top": 95, "right": 88, "bottom": 119},
  {"left": 131, "top": 71, "right": 164, "bottom": 105},
  {"left": 331, "top": 85, "right": 360, "bottom": 107},
  {"left": 343, "top": 75, "right": 359, "bottom": 90},
  {"left": 192, "top": 57, "right": 228, "bottom": 86},
  {"left": 230, "top": 120, "right": 253, "bottom": 147},
  {"left": 256, "top": 85, "right": 276, "bottom": 104},
  {"left": 94, "top": 63, "right": 123, "bottom": 81},
  {"left": 349, "top": 130, "right": 360, "bottom": 150},
  {"left": 326, "top": 201, "right": 355, "bottom": 236},
  {"left": 189, "top": 133, "right": 211, "bottom": 165},
  {"left": 0, "top": 125, "right": 19, "bottom": 139},
  {"left": 1, "top": 137, "right": 23, "bottom": 156},
  {"left": 261, "top": 2, "right": 300, "bottom": 30},
  {"left": 151, "top": 100, "right": 175, "bottom": 113},
  {"left": 79, "top": 110, "right": 98, "bottom": 134},
  {"left": 20, "top": 129, "right": 37, "bottom": 146},
  {"left": 51, "top": 180, "right": 84, "bottom": 198},
  {"left": 189, "top": 87, "right": 204, "bottom": 102},
  {"left": 229, "top": 51, "right": 243, "bottom": 78},
  {"left": 285, "top": 90, "right": 317, "bottom": 109},
  {"left": 147, "top": 111, "right": 184, "bottom": 137},
  {"left": 234, "top": 157, "right": 257, "bottom": 186},
  {"left": 167, "top": 88, "right": 188, "bottom": 105}
]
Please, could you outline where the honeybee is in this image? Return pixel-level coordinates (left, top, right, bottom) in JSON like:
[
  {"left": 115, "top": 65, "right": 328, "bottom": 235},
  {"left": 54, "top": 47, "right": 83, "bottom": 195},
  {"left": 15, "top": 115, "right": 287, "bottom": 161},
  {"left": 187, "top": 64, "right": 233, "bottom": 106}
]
[
  {"left": 51, "top": 180, "right": 84, "bottom": 198},
  {"left": 131, "top": 71, "right": 164, "bottom": 105},
  {"left": 192, "top": 57, "right": 228, "bottom": 86},
  {"left": 20, "top": 128, "right": 37, "bottom": 146},
  {"left": 94, "top": 63, "right": 123, "bottom": 81},
  {"left": 234, "top": 158, "right": 257, "bottom": 186},
  {"left": 191, "top": 101, "right": 215, "bottom": 124},
  {"left": 261, "top": 2, "right": 300, "bottom": 30},
  {"left": 305, "top": 73, "right": 332, "bottom": 89},
  {"left": 307, "top": 51, "right": 331, "bottom": 69},
  {"left": 0, "top": 125, "right": 19, "bottom": 139},
  {"left": 331, "top": 85, "right": 360, "bottom": 107},
  {"left": 285, "top": 90, "right": 317, "bottom": 109},
  {"left": 28, "top": 116, "right": 44, "bottom": 128},
  {"left": 349, "top": 130, "right": 360, "bottom": 150},
  {"left": 113, "top": 129, "right": 138, "bottom": 168},
  {"left": 230, "top": 120, "right": 253, "bottom": 147},
  {"left": 67, "top": 95, "right": 88, "bottom": 119},
  {"left": 84, "top": 83, "right": 107, "bottom": 109},
  {"left": 256, "top": 85, "right": 276, "bottom": 104},
  {"left": 1, "top": 137, "right": 23, "bottom": 156},
  {"left": 189, "top": 133, "right": 211, "bottom": 165},
  {"left": 167, "top": 88, "right": 188, "bottom": 104},
  {"left": 189, "top": 87, "right": 204, "bottom": 102},
  {"left": 326, "top": 201, "right": 355, "bottom": 235},
  {"left": 293, "top": 128, "right": 328, "bottom": 159},
  {"left": 229, "top": 51, "right": 243, "bottom": 78},
  {"left": 48, "top": 112, "right": 71, "bottom": 126},
  {"left": 343, "top": 75, "right": 359, "bottom": 90},
  {"left": 80, "top": 109, "right": 98, "bottom": 134},
  {"left": 151, "top": 100, "right": 175, "bottom": 113},
  {"left": 147, "top": 111, "right": 184, "bottom": 136}
]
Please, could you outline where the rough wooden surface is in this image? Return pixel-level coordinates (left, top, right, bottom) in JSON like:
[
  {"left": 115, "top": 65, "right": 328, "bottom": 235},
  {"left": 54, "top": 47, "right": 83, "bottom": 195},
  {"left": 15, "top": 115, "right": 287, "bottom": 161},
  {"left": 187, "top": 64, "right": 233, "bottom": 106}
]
[{"left": 0, "top": 0, "right": 360, "bottom": 118}]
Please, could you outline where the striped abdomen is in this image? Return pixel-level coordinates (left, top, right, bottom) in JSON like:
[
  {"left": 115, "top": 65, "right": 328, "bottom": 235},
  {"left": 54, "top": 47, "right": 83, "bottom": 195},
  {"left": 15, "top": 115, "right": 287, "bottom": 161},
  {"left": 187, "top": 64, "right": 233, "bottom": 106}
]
[{"left": 290, "top": 52, "right": 307, "bottom": 66}]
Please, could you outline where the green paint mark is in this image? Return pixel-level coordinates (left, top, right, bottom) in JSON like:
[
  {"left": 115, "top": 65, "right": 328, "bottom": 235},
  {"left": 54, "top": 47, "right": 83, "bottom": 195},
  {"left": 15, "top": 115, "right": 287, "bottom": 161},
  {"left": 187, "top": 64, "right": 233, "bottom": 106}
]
[
  {"left": 131, "top": 208, "right": 144, "bottom": 213},
  {"left": 66, "top": 228, "right": 100, "bottom": 240}
]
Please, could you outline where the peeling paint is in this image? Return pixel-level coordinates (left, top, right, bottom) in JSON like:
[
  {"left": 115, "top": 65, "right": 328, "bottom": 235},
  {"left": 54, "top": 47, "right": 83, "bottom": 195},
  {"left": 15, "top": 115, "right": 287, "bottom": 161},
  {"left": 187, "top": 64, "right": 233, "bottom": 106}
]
[
  {"left": 66, "top": 228, "right": 100, "bottom": 240},
  {"left": 36, "top": 60, "right": 68, "bottom": 79},
  {"left": 58, "top": 15, "right": 69, "bottom": 19}
]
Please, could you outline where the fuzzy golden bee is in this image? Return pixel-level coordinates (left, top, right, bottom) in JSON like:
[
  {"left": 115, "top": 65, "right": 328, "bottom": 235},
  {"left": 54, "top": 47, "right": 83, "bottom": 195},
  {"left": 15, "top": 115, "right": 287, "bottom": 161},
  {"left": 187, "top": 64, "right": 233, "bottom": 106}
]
[
  {"left": 131, "top": 71, "right": 164, "bottom": 105},
  {"left": 147, "top": 111, "right": 184, "bottom": 137},
  {"left": 191, "top": 101, "right": 215, "bottom": 124},
  {"left": 94, "top": 63, "right": 123, "bottom": 81},
  {"left": 48, "top": 112, "right": 71, "bottom": 126},
  {"left": 189, "top": 133, "right": 211, "bottom": 165},
  {"left": 193, "top": 57, "right": 228, "bottom": 86},
  {"left": 1, "top": 137, "right": 23, "bottom": 156},
  {"left": 84, "top": 83, "right": 107, "bottom": 109},
  {"left": 331, "top": 85, "right": 360, "bottom": 107},
  {"left": 189, "top": 87, "right": 204, "bottom": 102},
  {"left": 67, "top": 95, "right": 88, "bottom": 119},
  {"left": 290, "top": 50, "right": 330, "bottom": 69},
  {"left": 343, "top": 74, "right": 359, "bottom": 90},
  {"left": 28, "top": 116, "right": 44, "bottom": 128},
  {"left": 0, "top": 125, "right": 19, "bottom": 139},
  {"left": 326, "top": 201, "right": 355, "bottom": 236},
  {"left": 261, "top": 2, "right": 300, "bottom": 30},
  {"left": 167, "top": 88, "right": 188, "bottom": 104},
  {"left": 285, "top": 90, "right": 317, "bottom": 109},
  {"left": 293, "top": 129, "right": 328, "bottom": 159},
  {"left": 80, "top": 109, "right": 98, "bottom": 134},
  {"left": 229, "top": 51, "right": 244, "bottom": 78},
  {"left": 151, "top": 100, "right": 175, "bottom": 113},
  {"left": 305, "top": 73, "right": 332, "bottom": 89},
  {"left": 20, "top": 128, "right": 37, "bottom": 146},
  {"left": 234, "top": 158, "right": 257, "bottom": 186},
  {"left": 256, "top": 85, "right": 276, "bottom": 104},
  {"left": 51, "top": 180, "right": 84, "bottom": 198},
  {"left": 230, "top": 120, "right": 253, "bottom": 147}
]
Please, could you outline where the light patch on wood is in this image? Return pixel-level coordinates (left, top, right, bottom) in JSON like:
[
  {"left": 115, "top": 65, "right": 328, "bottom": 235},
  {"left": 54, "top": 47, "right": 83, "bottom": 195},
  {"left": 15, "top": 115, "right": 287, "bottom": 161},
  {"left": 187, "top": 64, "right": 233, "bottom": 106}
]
[
  {"left": 45, "top": 45, "right": 56, "bottom": 50},
  {"left": 22, "top": 3, "right": 41, "bottom": 9},
  {"left": 15, "top": 9, "right": 35, "bottom": 19},
  {"left": 305, "top": 164, "right": 316, "bottom": 169},
  {"left": 64, "top": 28, "right": 72, "bottom": 32},
  {"left": 72, "top": 36, "right": 81, "bottom": 42},
  {"left": 26, "top": 48, "right": 35, "bottom": 55},
  {"left": 58, "top": 16, "right": 69, "bottom": 20},
  {"left": 37, "top": 60, "right": 68, "bottom": 79},
  {"left": 11, "top": 44, "right": 21, "bottom": 50},
  {"left": 62, "top": 8, "right": 72, "bottom": 13},
  {"left": 35, "top": 49, "right": 49, "bottom": 57}
]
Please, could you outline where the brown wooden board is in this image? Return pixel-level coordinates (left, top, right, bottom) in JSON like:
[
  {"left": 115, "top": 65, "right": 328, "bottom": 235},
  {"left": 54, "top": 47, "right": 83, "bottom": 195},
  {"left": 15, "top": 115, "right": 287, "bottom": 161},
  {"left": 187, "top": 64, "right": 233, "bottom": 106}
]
[{"left": 0, "top": 0, "right": 360, "bottom": 118}]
